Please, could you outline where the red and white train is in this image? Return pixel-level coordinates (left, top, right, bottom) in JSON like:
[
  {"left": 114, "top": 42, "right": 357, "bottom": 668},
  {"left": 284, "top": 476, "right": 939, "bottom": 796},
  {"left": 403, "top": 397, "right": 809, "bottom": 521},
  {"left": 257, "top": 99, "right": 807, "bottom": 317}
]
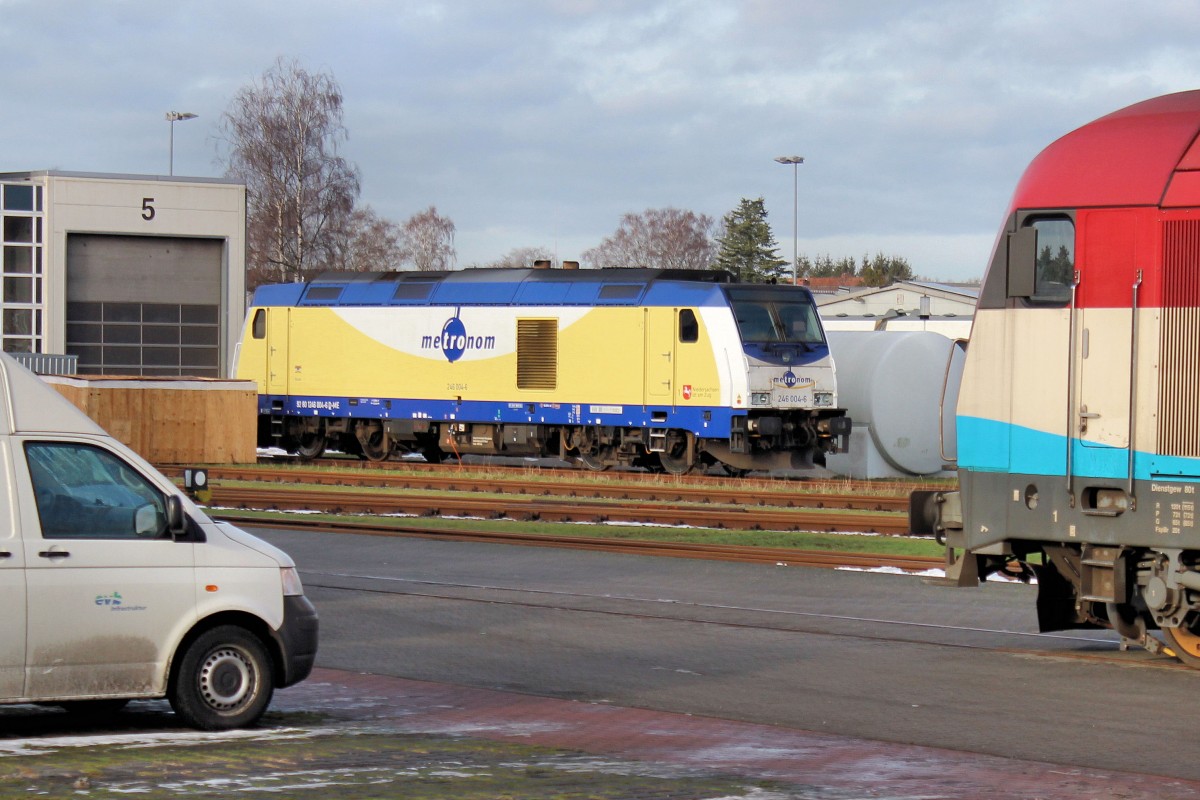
[{"left": 913, "top": 91, "right": 1200, "bottom": 667}]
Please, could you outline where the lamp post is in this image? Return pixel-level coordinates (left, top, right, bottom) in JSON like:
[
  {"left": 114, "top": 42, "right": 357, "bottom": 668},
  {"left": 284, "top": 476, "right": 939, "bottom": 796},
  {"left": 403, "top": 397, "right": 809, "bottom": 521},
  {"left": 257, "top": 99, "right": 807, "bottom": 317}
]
[
  {"left": 774, "top": 155, "right": 804, "bottom": 284},
  {"left": 165, "top": 111, "right": 198, "bottom": 176}
]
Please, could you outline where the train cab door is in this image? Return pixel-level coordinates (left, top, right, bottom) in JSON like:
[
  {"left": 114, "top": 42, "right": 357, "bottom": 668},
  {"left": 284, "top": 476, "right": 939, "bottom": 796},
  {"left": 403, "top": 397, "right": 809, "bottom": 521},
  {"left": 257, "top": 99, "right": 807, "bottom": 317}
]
[
  {"left": 644, "top": 307, "right": 676, "bottom": 405},
  {"left": 1074, "top": 211, "right": 1137, "bottom": 458},
  {"left": 266, "top": 307, "right": 290, "bottom": 396}
]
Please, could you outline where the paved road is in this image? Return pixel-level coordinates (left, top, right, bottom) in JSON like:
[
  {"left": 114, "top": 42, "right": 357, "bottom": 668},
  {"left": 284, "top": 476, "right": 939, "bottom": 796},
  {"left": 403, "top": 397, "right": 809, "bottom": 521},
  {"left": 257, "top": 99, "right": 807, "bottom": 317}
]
[{"left": 253, "top": 527, "right": 1200, "bottom": 781}]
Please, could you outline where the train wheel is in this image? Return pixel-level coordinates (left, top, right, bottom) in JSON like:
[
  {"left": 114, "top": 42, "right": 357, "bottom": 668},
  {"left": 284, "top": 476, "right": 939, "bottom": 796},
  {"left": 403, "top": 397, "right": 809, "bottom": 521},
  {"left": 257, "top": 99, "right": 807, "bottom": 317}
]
[
  {"left": 294, "top": 427, "right": 325, "bottom": 461},
  {"left": 1164, "top": 624, "right": 1200, "bottom": 668},
  {"left": 578, "top": 453, "right": 609, "bottom": 472},
  {"left": 357, "top": 422, "right": 390, "bottom": 462},
  {"left": 657, "top": 433, "right": 694, "bottom": 475},
  {"left": 657, "top": 452, "right": 692, "bottom": 474}
]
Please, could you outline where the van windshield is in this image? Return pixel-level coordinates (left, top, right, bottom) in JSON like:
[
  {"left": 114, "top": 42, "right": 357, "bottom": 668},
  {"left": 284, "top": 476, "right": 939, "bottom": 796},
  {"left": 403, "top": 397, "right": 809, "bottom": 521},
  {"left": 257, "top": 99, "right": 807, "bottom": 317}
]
[{"left": 725, "top": 287, "right": 825, "bottom": 345}]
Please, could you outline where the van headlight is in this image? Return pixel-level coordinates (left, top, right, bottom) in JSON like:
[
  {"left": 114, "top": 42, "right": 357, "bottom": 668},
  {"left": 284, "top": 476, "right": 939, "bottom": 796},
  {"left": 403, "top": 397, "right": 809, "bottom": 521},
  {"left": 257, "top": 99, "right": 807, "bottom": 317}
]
[{"left": 281, "top": 566, "right": 305, "bottom": 597}]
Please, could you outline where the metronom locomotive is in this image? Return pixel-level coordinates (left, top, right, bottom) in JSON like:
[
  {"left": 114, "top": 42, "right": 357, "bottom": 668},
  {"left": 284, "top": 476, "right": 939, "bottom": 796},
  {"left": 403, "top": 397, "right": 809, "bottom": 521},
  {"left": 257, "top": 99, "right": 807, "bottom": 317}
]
[
  {"left": 235, "top": 267, "right": 851, "bottom": 474},
  {"left": 911, "top": 91, "right": 1200, "bottom": 666}
]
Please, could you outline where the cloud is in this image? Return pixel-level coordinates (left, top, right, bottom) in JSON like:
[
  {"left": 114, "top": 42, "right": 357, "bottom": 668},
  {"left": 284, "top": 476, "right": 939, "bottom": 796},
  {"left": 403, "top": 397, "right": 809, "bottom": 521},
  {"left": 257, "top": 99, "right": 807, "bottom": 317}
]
[{"left": 4, "top": 0, "right": 1200, "bottom": 280}]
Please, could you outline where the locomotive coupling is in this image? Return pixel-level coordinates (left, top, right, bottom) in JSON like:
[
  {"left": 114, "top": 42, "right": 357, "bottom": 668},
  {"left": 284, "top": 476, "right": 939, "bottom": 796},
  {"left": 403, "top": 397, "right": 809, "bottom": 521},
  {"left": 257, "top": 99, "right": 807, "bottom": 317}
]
[{"left": 909, "top": 490, "right": 962, "bottom": 542}]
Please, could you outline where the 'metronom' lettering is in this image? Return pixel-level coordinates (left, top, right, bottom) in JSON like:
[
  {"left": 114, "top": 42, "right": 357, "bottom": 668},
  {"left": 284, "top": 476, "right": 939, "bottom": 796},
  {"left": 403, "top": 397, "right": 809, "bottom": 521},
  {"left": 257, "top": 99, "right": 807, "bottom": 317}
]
[{"left": 422, "top": 309, "right": 496, "bottom": 362}]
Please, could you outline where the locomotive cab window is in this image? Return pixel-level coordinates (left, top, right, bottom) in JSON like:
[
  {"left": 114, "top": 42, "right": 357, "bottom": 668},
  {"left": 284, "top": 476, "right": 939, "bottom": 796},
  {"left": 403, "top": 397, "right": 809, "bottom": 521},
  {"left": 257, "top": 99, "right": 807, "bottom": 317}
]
[
  {"left": 679, "top": 309, "right": 698, "bottom": 343},
  {"left": 725, "top": 287, "right": 825, "bottom": 346},
  {"left": 251, "top": 308, "right": 266, "bottom": 339},
  {"left": 1011, "top": 216, "right": 1074, "bottom": 306}
]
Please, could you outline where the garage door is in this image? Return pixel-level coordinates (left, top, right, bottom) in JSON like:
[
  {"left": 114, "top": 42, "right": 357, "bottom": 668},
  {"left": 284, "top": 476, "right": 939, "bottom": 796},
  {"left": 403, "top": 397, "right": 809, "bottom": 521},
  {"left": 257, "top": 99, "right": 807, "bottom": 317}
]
[{"left": 65, "top": 234, "right": 223, "bottom": 377}]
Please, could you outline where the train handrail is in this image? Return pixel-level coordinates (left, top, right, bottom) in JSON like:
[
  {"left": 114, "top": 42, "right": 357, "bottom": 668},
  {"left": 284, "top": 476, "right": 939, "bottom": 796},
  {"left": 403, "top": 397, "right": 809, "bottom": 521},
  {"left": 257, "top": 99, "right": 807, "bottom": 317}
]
[
  {"left": 1127, "top": 269, "right": 1142, "bottom": 510},
  {"left": 1065, "top": 270, "right": 1081, "bottom": 508}
]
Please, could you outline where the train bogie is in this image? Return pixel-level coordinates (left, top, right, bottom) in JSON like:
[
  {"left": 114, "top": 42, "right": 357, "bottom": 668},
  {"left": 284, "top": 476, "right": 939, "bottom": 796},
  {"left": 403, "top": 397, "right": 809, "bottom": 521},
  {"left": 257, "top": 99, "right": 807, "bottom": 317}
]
[
  {"left": 913, "top": 91, "right": 1200, "bottom": 665},
  {"left": 236, "top": 268, "right": 851, "bottom": 475}
]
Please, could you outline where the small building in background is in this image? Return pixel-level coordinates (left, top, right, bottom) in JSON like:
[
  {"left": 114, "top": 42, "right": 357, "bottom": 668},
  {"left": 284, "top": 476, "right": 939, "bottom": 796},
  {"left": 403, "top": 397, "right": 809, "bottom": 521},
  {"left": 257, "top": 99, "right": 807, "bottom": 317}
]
[
  {"left": 0, "top": 171, "right": 246, "bottom": 377},
  {"left": 816, "top": 280, "right": 978, "bottom": 339}
]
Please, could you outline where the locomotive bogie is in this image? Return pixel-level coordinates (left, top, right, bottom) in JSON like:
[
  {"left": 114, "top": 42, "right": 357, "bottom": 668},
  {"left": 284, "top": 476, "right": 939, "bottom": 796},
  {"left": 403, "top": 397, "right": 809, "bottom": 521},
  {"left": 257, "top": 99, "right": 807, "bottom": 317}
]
[{"left": 235, "top": 268, "right": 850, "bottom": 475}]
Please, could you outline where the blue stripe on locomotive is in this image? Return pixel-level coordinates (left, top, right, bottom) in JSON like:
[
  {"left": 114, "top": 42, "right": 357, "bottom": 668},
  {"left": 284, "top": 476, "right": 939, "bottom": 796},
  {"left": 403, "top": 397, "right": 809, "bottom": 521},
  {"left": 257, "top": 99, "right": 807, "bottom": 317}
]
[
  {"left": 958, "top": 415, "right": 1200, "bottom": 483},
  {"left": 261, "top": 394, "right": 736, "bottom": 436}
]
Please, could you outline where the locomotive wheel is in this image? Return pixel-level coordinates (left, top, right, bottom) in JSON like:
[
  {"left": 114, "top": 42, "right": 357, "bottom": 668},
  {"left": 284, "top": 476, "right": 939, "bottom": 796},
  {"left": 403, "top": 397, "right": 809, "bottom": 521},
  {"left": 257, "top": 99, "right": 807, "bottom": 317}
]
[
  {"left": 1163, "top": 624, "right": 1200, "bottom": 668},
  {"left": 357, "top": 423, "right": 390, "bottom": 462},
  {"left": 577, "top": 453, "right": 609, "bottom": 472},
  {"left": 657, "top": 452, "right": 692, "bottom": 475},
  {"left": 294, "top": 426, "right": 325, "bottom": 460},
  {"left": 657, "top": 447, "right": 693, "bottom": 475},
  {"left": 657, "top": 433, "right": 694, "bottom": 475}
]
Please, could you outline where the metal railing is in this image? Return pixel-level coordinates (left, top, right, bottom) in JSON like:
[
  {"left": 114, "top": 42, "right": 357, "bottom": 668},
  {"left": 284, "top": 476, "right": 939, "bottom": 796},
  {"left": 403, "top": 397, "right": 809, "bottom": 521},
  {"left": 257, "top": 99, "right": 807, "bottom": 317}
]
[{"left": 10, "top": 353, "right": 78, "bottom": 375}]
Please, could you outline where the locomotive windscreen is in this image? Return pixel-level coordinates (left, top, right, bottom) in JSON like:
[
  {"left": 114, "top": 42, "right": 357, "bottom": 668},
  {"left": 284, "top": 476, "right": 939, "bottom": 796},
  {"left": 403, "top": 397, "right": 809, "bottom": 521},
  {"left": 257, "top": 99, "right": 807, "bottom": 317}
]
[{"left": 724, "top": 287, "right": 825, "bottom": 345}]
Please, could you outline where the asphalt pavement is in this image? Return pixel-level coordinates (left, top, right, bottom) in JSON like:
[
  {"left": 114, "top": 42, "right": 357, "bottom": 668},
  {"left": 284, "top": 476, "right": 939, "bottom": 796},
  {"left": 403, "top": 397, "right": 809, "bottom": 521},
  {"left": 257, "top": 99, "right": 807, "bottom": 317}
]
[{"left": 252, "top": 527, "right": 1200, "bottom": 783}]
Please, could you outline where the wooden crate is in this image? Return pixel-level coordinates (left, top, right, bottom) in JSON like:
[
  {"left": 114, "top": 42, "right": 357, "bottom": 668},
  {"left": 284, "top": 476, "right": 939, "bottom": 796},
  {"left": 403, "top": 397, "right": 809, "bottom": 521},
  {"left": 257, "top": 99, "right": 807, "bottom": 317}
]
[{"left": 43, "top": 375, "right": 258, "bottom": 464}]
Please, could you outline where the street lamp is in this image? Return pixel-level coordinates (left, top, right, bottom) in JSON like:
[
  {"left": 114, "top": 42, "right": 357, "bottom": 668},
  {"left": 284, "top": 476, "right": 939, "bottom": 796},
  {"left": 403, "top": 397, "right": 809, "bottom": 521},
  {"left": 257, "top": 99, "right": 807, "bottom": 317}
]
[
  {"left": 165, "top": 111, "right": 198, "bottom": 176},
  {"left": 774, "top": 155, "right": 804, "bottom": 284}
]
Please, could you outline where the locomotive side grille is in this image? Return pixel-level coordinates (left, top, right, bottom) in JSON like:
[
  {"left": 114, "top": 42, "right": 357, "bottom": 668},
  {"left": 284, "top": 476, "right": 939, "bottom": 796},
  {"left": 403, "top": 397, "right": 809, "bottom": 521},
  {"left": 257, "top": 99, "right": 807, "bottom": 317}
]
[
  {"left": 1158, "top": 219, "right": 1200, "bottom": 458},
  {"left": 517, "top": 318, "right": 558, "bottom": 390}
]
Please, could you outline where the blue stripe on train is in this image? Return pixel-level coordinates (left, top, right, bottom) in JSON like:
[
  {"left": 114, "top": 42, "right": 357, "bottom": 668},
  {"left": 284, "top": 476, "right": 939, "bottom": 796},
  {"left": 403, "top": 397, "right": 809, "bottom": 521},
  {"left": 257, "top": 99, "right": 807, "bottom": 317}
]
[
  {"left": 260, "top": 395, "right": 738, "bottom": 436},
  {"left": 957, "top": 415, "right": 1200, "bottom": 482}
]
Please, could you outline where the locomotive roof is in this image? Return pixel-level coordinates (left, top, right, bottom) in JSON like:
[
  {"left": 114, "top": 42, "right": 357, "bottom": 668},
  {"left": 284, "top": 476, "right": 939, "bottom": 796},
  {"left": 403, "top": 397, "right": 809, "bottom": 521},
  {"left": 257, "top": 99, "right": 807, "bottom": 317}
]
[
  {"left": 1011, "top": 89, "right": 1200, "bottom": 211},
  {"left": 251, "top": 267, "right": 816, "bottom": 308}
]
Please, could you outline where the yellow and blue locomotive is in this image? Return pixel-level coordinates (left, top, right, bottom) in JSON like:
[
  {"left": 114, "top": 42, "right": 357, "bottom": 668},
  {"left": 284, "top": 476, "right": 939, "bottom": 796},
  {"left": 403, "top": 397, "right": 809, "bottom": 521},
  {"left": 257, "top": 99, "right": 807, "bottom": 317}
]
[{"left": 235, "top": 267, "right": 850, "bottom": 474}]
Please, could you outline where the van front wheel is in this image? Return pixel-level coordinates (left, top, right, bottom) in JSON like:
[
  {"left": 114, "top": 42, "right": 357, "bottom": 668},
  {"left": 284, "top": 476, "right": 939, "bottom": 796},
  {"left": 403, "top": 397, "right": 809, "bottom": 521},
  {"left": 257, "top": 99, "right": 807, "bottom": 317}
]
[{"left": 170, "top": 626, "right": 274, "bottom": 730}]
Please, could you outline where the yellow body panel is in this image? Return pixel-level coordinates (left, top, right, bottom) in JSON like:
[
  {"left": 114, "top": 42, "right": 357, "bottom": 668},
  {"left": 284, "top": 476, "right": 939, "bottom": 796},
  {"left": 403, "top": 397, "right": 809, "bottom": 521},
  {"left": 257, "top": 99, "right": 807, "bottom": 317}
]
[{"left": 239, "top": 304, "right": 727, "bottom": 408}]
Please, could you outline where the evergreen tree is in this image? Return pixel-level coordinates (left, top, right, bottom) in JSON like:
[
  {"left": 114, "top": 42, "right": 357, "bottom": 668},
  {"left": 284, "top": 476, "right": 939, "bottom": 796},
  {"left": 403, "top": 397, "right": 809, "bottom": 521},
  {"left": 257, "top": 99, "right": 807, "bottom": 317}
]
[
  {"left": 714, "top": 197, "right": 788, "bottom": 282},
  {"left": 859, "top": 253, "right": 914, "bottom": 286}
]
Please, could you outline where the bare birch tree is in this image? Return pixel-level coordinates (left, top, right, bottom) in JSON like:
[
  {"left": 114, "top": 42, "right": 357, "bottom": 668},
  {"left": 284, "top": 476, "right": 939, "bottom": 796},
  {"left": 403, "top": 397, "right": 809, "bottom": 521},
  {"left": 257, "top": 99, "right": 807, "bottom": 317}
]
[
  {"left": 482, "top": 246, "right": 556, "bottom": 269},
  {"left": 582, "top": 208, "right": 717, "bottom": 270},
  {"left": 333, "top": 205, "right": 409, "bottom": 272},
  {"left": 402, "top": 206, "right": 457, "bottom": 271},
  {"left": 221, "top": 57, "right": 361, "bottom": 287}
]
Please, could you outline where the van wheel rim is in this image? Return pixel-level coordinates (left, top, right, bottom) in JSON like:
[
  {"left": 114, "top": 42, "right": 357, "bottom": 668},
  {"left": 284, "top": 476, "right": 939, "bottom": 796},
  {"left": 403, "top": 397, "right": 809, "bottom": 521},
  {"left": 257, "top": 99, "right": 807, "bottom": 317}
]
[{"left": 199, "top": 647, "right": 255, "bottom": 710}]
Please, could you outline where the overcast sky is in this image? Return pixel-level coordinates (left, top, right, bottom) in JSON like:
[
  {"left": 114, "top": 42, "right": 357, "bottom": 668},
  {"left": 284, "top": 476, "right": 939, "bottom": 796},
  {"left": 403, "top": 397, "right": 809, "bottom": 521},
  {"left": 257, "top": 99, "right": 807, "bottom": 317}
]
[{"left": 4, "top": 1, "right": 1200, "bottom": 281}]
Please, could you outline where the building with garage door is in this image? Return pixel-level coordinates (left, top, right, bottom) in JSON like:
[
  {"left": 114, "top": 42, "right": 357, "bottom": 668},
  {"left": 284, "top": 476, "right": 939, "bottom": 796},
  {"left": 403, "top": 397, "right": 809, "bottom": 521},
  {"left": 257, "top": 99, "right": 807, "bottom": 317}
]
[{"left": 0, "top": 171, "right": 245, "bottom": 377}]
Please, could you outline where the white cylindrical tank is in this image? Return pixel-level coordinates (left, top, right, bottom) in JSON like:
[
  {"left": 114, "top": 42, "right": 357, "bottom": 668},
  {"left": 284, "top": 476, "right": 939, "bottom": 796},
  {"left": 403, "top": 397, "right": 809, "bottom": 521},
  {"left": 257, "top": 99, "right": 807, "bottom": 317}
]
[{"left": 825, "top": 330, "right": 964, "bottom": 477}]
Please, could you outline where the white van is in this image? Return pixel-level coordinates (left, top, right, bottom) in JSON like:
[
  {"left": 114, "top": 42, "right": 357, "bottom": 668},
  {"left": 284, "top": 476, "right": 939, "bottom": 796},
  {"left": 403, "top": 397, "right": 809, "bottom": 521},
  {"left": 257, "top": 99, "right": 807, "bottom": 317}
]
[{"left": 0, "top": 353, "right": 317, "bottom": 730}]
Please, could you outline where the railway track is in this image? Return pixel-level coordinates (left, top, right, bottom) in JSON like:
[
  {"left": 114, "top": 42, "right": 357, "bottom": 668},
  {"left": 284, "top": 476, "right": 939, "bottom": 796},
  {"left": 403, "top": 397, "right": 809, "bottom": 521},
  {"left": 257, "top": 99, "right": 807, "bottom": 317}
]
[
  {"left": 203, "top": 484, "right": 909, "bottom": 534},
  {"left": 249, "top": 454, "right": 953, "bottom": 495},
  {"left": 218, "top": 513, "right": 942, "bottom": 572},
  {"left": 174, "top": 465, "right": 912, "bottom": 512}
]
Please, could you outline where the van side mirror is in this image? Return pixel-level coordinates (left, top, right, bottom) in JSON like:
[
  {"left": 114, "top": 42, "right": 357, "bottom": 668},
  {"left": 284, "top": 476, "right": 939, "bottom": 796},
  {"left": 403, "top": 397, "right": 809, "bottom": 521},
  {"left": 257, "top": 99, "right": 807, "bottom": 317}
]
[{"left": 167, "top": 495, "right": 188, "bottom": 539}]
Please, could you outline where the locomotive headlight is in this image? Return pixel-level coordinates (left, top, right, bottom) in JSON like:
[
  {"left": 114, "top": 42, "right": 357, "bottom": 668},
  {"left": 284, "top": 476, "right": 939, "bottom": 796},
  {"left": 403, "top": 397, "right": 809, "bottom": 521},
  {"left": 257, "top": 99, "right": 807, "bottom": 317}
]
[
  {"left": 813, "top": 391, "right": 834, "bottom": 407},
  {"left": 751, "top": 392, "right": 771, "bottom": 406}
]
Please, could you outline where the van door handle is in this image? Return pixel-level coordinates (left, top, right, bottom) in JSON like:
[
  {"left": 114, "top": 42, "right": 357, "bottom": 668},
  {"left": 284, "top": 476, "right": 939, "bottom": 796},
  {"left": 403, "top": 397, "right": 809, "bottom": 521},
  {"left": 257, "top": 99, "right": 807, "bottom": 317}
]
[{"left": 38, "top": 549, "right": 70, "bottom": 559}]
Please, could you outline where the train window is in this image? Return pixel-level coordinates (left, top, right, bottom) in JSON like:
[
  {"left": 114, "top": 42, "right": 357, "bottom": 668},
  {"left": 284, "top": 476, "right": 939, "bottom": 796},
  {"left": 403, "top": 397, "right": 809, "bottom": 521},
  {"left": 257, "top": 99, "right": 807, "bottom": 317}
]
[
  {"left": 599, "top": 284, "right": 643, "bottom": 301},
  {"left": 393, "top": 282, "right": 434, "bottom": 301},
  {"left": 305, "top": 286, "right": 343, "bottom": 302},
  {"left": 679, "top": 309, "right": 698, "bottom": 343},
  {"left": 1028, "top": 217, "right": 1074, "bottom": 305},
  {"left": 251, "top": 309, "right": 266, "bottom": 340},
  {"left": 726, "top": 288, "right": 825, "bottom": 345}
]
